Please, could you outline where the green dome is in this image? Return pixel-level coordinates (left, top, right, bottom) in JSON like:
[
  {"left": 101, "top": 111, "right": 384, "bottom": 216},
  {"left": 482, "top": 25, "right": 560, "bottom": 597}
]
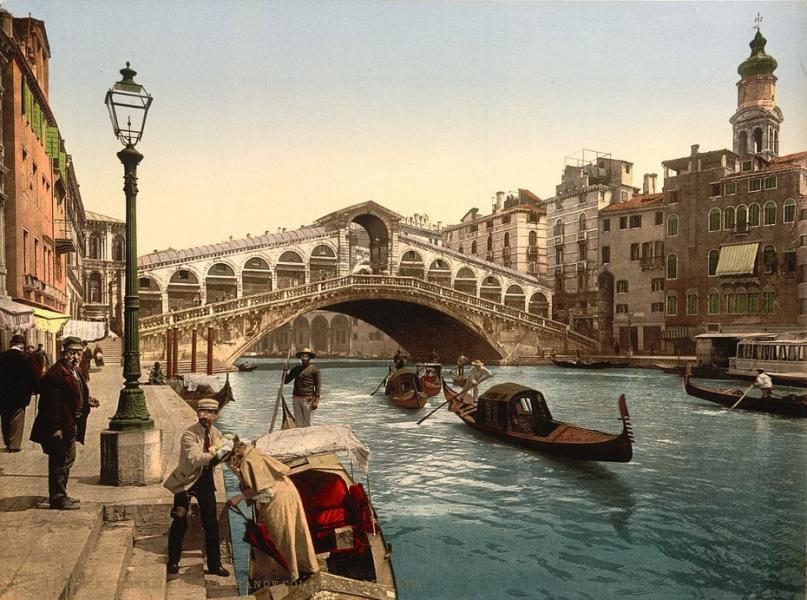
[{"left": 738, "top": 30, "right": 778, "bottom": 77}]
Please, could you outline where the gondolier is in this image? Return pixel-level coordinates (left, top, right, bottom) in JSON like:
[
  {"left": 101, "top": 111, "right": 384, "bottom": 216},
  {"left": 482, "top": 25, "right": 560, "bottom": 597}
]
[
  {"left": 755, "top": 368, "right": 773, "bottom": 399},
  {"left": 285, "top": 348, "right": 321, "bottom": 427}
]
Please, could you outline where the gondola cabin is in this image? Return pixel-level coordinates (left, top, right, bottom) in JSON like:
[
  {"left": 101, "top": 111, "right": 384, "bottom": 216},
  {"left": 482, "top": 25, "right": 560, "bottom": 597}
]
[{"left": 476, "top": 383, "right": 556, "bottom": 436}]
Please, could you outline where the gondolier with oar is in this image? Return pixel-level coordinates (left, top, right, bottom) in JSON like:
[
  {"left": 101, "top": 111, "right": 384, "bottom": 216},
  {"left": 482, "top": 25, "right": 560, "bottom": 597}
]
[
  {"left": 754, "top": 368, "right": 773, "bottom": 399},
  {"left": 284, "top": 348, "right": 321, "bottom": 427}
]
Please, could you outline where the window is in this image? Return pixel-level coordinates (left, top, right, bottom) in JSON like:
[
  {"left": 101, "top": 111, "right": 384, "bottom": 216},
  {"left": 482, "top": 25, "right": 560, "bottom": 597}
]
[
  {"left": 762, "top": 290, "right": 775, "bottom": 313},
  {"left": 749, "top": 179, "right": 762, "bottom": 192},
  {"left": 641, "top": 242, "right": 652, "bottom": 258},
  {"left": 528, "top": 231, "right": 537, "bottom": 246},
  {"left": 554, "top": 219, "right": 564, "bottom": 237},
  {"left": 655, "top": 211, "right": 663, "bottom": 225},
  {"left": 666, "top": 293, "right": 678, "bottom": 316},
  {"left": 651, "top": 302, "right": 664, "bottom": 313},
  {"left": 708, "top": 249, "right": 719, "bottom": 276},
  {"left": 725, "top": 292, "right": 736, "bottom": 314},
  {"left": 556, "top": 197, "right": 564, "bottom": 211},
  {"left": 723, "top": 207, "right": 735, "bottom": 230},
  {"left": 708, "top": 292, "right": 720, "bottom": 314},
  {"left": 578, "top": 241, "right": 587, "bottom": 261},
  {"left": 749, "top": 203, "right": 760, "bottom": 227},
  {"left": 503, "top": 232, "right": 510, "bottom": 248},
  {"left": 555, "top": 274, "right": 564, "bottom": 293},
  {"left": 630, "top": 243, "right": 640, "bottom": 261},
  {"left": 736, "top": 206, "right": 748, "bottom": 232},
  {"left": 619, "top": 216, "right": 628, "bottom": 230},
  {"left": 668, "top": 190, "right": 679, "bottom": 204},
  {"left": 763, "top": 201, "right": 776, "bottom": 225},
  {"left": 742, "top": 160, "right": 752, "bottom": 172},
  {"left": 501, "top": 215, "right": 511, "bottom": 225},
  {"left": 763, "top": 245, "right": 777, "bottom": 274},
  {"left": 616, "top": 304, "right": 628, "bottom": 314},
  {"left": 579, "top": 213, "right": 587, "bottom": 232},
  {"left": 784, "top": 199, "right": 796, "bottom": 223},
  {"left": 486, "top": 235, "right": 493, "bottom": 251},
  {"left": 458, "top": 245, "right": 463, "bottom": 254},
  {"left": 471, "top": 241, "right": 477, "bottom": 255},
  {"left": 748, "top": 288, "right": 759, "bottom": 313},
  {"left": 667, "top": 215, "right": 679, "bottom": 237},
  {"left": 736, "top": 289, "right": 747, "bottom": 314},
  {"left": 629, "top": 215, "right": 641, "bottom": 228},
  {"left": 601, "top": 246, "right": 611, "bottom": 264},
  {"left": 667, "top": 254, "right": 677, "bottom": 279},
  {"left": 687, "top": 293, "right": 698, "bottom": 315},
  {"left": 711, "top": 183, "right": 721, "bottom": 197},
  {"left": 579, "top": 193, "right": 586, "bottom": 205},
  {"left": 555, "top": 247, "right": 563, "bottom": 264},
  {"left": 651, "top": 278, "right": 664, "bottom": 292},
  {"left": 616, "top": 280, "right": 628, "bottom": 293},
  {"left": 621, "top": 191, "right": 629, "bottom": 202},
  {"left": 470, "top": 224, "right": 478, "bottom": 233},
  {"left": 764, "top": 176, "right": 777, "bottom": 190},
  {"left": 603, "top": 219, "right": 611, "bottom": 232},
  {"left": 724, "top": 181, "right": 736, "bottom": 196},
  {"left": 486, "top": 220, "right": 493, "bottom": 229},
  {"left": 708, "top": 208, "right": 721, "bottom": 231},
  {"left": 784, "top": 249, "right": 796, "bottom": 274}
]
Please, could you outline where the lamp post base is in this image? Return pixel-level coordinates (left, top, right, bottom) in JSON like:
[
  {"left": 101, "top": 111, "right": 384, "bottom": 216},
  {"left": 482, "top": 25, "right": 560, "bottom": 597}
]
[
  {"left": 100, "top": 428, "right": 162, "bottom": 486},
  {"left": 109, "top": 386, "right": 154, "bottom": 431}
]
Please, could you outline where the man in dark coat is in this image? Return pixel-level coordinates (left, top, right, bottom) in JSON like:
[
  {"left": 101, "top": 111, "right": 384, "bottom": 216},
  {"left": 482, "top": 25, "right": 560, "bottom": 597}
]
[
  {"left": 30, "top": 336, "right": 99, "bottom": 510},
  {"left": 0, "top": 334, "right": 40, "bottom": 452}
]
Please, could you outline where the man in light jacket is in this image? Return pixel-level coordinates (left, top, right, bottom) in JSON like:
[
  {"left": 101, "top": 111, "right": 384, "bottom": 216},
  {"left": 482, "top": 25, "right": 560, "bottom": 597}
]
[{"left": 163, "top": 398, "right": 233, "bottom": 576}]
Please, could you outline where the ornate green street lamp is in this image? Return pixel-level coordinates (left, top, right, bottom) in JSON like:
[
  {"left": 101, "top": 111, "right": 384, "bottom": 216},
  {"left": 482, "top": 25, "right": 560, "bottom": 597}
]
[{"left": 105, "top": 63, "right": 154, "bottom": 431}]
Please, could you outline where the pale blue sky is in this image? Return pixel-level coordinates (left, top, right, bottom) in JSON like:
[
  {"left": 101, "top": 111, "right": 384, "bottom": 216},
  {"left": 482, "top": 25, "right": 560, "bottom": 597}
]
[{"left": 7, "top": 1, "right": 807, "bottom": 253}]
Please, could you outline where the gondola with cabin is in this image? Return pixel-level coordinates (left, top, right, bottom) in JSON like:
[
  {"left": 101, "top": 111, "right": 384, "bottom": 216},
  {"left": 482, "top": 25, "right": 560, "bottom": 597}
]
[
  {"left": 682, "top": 364, "right": 807, "bottom": 417},
  {"left": 417, "top": 363, "right": 442, "bottom": 398},
  {"left": 384, "top": 368, "right": 428, "bottom": 409},
  {"left": 442, "top": 381, "right": 634, "bottom": 462}
]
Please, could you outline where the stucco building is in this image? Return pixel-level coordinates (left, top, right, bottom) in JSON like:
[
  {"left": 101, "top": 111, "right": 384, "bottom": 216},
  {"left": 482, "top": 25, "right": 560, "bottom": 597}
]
[{"left": 83, "top": 210, "right": 125, "bottom": 331}]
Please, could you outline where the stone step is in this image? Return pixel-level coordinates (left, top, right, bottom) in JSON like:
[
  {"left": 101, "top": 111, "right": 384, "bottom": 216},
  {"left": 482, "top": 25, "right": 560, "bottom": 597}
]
[
  {"left": 121, "top": 534, "right": 169, "bottom": 600},
  {"left": 165, "top": 548, "right": 207, "bottom": 600},
  {"left": 0, "top": 504, "right": 104, "bottom": 600},
  {"left": 72, "top": 521, "right": 135, "bottom": 600},
  {"left": 203, "top": 569, "right": 240, "bottom": 599}
]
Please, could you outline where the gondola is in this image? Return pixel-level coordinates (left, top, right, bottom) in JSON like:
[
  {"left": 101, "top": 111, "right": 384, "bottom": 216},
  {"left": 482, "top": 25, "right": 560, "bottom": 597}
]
[
  {"left": 384, "top": 368, "right": 428, "bottom": 409},
  {"left": 652, "top": 361, "right": 686, "bottom": 374},
  {"left": 237, "top": 362, "right": 257, "bottom": 372},
  {"left": 682, "top": 364, "right": 807, "bottom": 417},
  {"left": 417, "top": 363, "right": 442, "bottom": 398},
  {"left": 169, "top": 373, "right": 235, "bottom": 411},
  {"left": 552, "top": 358, "right": 611, "bottom": 369},
  {"left": 442, "top": 381, "right": 634, "bottom": 462},
  {"left": 251, "top": 425, "right": 397, "bottom": 600}
]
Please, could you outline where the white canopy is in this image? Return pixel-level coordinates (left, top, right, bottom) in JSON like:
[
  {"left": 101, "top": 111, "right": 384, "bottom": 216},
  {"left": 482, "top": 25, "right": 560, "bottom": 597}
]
[
  {"left": 0, "top": 297, "right": 34, "bottom": 331},
  {"left": 180, "top": 373, "right": 224, "bottom": 392},
  {"left": 62, "top": 320, "right": 107, "bottom": 342},
  {"left": 255, "top": 424, "right": 370, "bottom": 476}
]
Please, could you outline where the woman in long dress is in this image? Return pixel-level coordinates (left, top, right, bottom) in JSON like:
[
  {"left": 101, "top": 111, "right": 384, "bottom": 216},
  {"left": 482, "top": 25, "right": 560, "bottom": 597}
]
[{"left": 226, "top": 440, "right": 319, "bottom": 583}]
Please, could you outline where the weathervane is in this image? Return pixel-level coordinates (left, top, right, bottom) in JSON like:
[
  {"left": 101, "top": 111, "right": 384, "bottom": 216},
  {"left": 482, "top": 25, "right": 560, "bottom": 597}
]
[{"left": 754, "top": 12, "right": 763, "bottom": 32}]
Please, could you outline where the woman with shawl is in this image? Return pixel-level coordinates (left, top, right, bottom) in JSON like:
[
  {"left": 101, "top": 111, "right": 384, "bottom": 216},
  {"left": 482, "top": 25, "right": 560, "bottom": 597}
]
[{"left": 226, "top": 439, "right": 319, "bottom": 583}]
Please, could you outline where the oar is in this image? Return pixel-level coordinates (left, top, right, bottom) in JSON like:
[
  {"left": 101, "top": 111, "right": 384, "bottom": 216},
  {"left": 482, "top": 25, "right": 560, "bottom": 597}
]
[
  {"left": 417, "top": 380, "right": 479, "bottom": 426},
  {"left": 729, "top": 384, "right": 756, "bottom": 410},
  {"left": 370, "top": 366, "right": 393, "bottom": 397},
  {"left": 269, "top": 349, "right": 291, "bottom": 432}
]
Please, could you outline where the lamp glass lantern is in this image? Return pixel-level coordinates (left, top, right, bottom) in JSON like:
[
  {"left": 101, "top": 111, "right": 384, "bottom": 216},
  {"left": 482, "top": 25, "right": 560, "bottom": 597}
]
[{"left": 105, "top": 62, "right": 153, "bottom": 147}]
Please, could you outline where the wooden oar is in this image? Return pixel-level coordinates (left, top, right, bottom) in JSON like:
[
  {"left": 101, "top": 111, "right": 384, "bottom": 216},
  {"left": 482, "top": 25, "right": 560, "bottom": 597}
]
[
  {"left": 269, "top": 349, "right": 291, "bottom": 432},
  {"left": 729, "top": 383, "right": 756, "bottom": 410},
  {"left": 417, "top": 380, "right": 479, "bottom": 426},
  {"left": 370, "top": 366, "right": 392, "bottom": 397}
]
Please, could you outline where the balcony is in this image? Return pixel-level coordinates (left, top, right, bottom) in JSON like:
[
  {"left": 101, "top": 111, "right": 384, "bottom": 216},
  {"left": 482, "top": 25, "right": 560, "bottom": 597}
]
[
  {"left": 54, "top": 219, "right": 77, "bottom": 254},
  {"left": 23, "top": 273, "right": 46, "bottom": 293},
  {"left": 640, "top": 256, "right": 664, "bottom": 271},
  {"left": 527, "top": 246, "right": 539, "bottom": 258},
  {"left": 502, "top": 246, "right": 511, "bottom": 257},
  {"left": 577, "top": 231, "right": 587, "bottom": 240}
]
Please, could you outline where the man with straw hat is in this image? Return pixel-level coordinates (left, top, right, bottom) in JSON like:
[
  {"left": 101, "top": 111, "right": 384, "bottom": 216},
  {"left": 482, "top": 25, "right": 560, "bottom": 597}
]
[
  {"left": 163, "top": 398, "right": 233, "bottom": 576},
  {"left": 284, "top": 347, "right": 321, "bottom": 427},
  {"left": 462, "top": 359, "right": 493, "bottom": 402}
]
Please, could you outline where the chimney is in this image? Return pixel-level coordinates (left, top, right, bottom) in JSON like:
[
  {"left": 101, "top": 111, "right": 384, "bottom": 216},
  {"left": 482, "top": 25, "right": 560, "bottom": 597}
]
[
  {"left": 690, "top": 144, "right": 700, "bottom": 156},
  {"left": 642, "top": 173, "right": 658, "bottom": 195},
  {"left": 493, "top": 191, "right": 505, "bottom": 213}
]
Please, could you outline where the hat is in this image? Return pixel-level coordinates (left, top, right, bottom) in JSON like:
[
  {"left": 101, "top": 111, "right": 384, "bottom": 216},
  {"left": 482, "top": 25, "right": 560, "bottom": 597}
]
[
  {"left": 10, "top": 334, "right": 25, "bottom": 346},
  {"left": 757, "top": 368, "right": 765, "bottom": 373},
  {"left": 296, "top": 347, "right": 316, "bottom": 359},
  {"left": 471, "top": 359, "right": 484, "bottom": 366},
  {"left": 62, "top": 336, "right": 84, "bottom": 351},
  {"left": 197, "top": 399, "right": 220, "bottom": 412}
]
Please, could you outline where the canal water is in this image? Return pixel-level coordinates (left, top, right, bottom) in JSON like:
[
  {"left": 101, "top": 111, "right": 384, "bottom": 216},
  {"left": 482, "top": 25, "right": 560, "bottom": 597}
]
[{"left": 216, "top": 359, "right": 807, "bottom": 599}]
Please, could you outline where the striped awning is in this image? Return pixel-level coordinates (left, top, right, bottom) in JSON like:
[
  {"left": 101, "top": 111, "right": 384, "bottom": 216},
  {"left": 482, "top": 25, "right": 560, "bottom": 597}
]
[
  {"left": 662, "top": 326, "right": 705, "bottom": 340},
  {"left": 0, "top": 297, "right": 34, "bottom": 331},
  {"left": 32, "top": 307, "right": 70, "bottom": 334},
  {"left": 715, "top": 243, "right": 759, "bottom": 276}
]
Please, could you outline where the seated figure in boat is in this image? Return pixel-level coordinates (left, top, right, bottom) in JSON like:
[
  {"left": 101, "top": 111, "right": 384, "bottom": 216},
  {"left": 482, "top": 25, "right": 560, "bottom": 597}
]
[{"left": 226, "top": 438, "right": 319, "bottom": 584}]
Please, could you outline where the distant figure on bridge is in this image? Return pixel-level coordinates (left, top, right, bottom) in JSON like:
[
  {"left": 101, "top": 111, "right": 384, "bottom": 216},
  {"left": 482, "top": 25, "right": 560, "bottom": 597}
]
[
  {"left": 284, "top": 348, "right": 321, "bottom": 427},
  {"left": 149, "top": 362, "right": 166, "bottom": 385},
  {"left": 456, "top": 354, "right": 469, "bottom": 377},
  {"left": 93, "top": 345, "right": 104, "bottom": 367},
  {"left": 393, "top": 349, "right": 406, "bottom": 370},
  {"left": 428, "top": 349, "right": 440, "bottom": 363}
]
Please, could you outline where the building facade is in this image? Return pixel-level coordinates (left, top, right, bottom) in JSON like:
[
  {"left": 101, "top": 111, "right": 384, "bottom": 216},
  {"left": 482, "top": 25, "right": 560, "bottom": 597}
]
[{"left": 82, "top": 210, "right": 124, "bottom": 330}]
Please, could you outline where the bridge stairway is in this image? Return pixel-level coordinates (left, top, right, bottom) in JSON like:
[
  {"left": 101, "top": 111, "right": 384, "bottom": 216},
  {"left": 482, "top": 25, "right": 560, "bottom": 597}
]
[
  {"left": 173, "top": 357, "right": 232, "bottom": 374},
  {"left": 95, "top": 336, "right": 123, "bottom": 366}
]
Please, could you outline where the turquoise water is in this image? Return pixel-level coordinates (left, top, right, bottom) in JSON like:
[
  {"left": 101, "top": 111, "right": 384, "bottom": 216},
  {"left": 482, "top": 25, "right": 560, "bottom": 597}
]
[{"left": 216, "top": 359, "right": 807, "bottom": 599}]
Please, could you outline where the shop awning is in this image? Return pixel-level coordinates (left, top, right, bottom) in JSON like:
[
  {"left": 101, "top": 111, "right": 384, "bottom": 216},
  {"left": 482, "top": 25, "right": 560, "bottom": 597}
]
[
  {"left": 32, "top": 307, "right": 70, "bottom": 334},
  {"left": 0, "top": 297, "right": 34, "bottom": 331},
  {"left": 663, "top": 326, "right": 706, "bottom": 340},
  {"left": 62, "top": 320, "right": 107, "bottom": 342},
  {"left": 715, "top": 242, "right": 759, "bottom": 276}
]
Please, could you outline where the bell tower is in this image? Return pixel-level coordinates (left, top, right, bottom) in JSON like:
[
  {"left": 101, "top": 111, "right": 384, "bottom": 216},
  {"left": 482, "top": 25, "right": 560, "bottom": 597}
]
[{"left": 729, "top": 16, "right": 783, "bottom": 160}]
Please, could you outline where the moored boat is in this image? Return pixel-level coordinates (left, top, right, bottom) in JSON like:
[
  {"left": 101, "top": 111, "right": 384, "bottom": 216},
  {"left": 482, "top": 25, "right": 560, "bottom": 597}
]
[
  {"left": 682, "top": 364, "right": 807, "bottom": 417},
  {"left": 552, "top": 358, "right": 611, "bottom": 369},
  {"left": 237, "top": 361, "right": 257, "bottom": 372},
  {"left": 251, "top": 425, "right": 397, "bottom": 600},
  {"left": 384, "top": 368, "right": 428, "bottom": 409},
  {"left": 169, "top": 373, "right": 235, "bottom": 411},
  {"left": 442, "top": 381, "right": 634, "bottom": 462},
  {"left": 417, "top": 363, "right": 442, "bottom": 398}
]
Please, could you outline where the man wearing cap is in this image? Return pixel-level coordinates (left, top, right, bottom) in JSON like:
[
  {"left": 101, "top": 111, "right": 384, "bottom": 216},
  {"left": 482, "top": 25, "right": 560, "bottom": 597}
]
[
  {"left": 284, "top": 348, "right": 321, "bottom": 427},
  {"left": 754, "top": 368, "right": 773, "bottom": 399},
  {"left": 0, "top": 334, "right": 40, "bottom": 452},
  {"left": 163, "top": 399, "right": 233, "bottom": 576},
  {"left": 30, "top": 337, "right": 99, "bottom": 509}
]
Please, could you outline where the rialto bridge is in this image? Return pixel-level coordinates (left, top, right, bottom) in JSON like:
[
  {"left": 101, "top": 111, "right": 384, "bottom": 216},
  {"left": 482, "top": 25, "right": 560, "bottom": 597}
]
[{"left": 137, "top": 201, "right": 597, "bottom": 365}]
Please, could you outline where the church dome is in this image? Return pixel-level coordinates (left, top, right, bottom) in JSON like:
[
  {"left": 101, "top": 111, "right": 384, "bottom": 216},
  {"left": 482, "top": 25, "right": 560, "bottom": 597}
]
[{"left": 738, "top": 30, "right": 778, "bottom": 78}]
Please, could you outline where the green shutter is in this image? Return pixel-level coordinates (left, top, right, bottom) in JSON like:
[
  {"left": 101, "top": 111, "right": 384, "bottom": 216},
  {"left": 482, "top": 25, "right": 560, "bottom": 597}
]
[
  {"left": 58, "top": 151, "right": 67, "bottom": 182},
  {"left": 32, "top": 103, "right": 41, "bottom": 138},
  {"left": 21, "top": 80, "right": 30, "bottom": 116},
  {"left": 39, "top": 109, "right": 47, "bottom": 143}
]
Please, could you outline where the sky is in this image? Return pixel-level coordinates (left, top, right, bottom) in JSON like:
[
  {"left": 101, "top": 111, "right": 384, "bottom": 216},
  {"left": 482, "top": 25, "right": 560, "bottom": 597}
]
[{"left": 6, "top": 1, "right": 807, "bottom": 255}]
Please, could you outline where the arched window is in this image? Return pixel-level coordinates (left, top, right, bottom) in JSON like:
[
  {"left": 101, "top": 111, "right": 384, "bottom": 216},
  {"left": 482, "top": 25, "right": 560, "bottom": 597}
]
[
  {"left": 738, "top": 131, "right": 748, "bottom": 155},
  {"left": 747, "top": 287, "right": 759, "bottom": 313},
  {"left": 528, "top": 231, "right": 537, "bottom": 246},
  {"left": 667, "top": 214, "right": 678, "bottom": 237},
  {"left": 723, "top": 206, "right": 735, "bottom": 230},
  {"left": 486, "top": 235, "right": 493, "bottom": 252},
  {"left": 666, "top": 292, "right": 678, "bottom": 316},
  {"left": 736, "top": 205, "right": 748, "bottom": 232},
  {"left": 735, "top": 287, "right": 747, "bottom": 314},
  {"left": 784, "top": 199, "right": 796, "bottom": 223},
  {"left": 708, "top": 208, "right": 721, "bottom": 232},
  {"left": 471, "top": 241, "right": 477, "bottom": 255},
  {"left": 458, "top": 245, "right": 464, "bottom": 255},
  {"left": 88, "top": 234, "right": 102, "bottom": 259},
  {"left": 578, "top": 213, "right": 587, "bottom": 232},
  {"left": 112, "top": 235, "right": 125, "bottom": 261},
  {"left": 503, "top": 232, "right": 510, "bottom": 248},
  {"left": 763, "top": 201, "right": 777, "bottom": 225},
  {"left": 554, "top": 219, "right": 564, "bottom": 237},
  {"left": 88, "top": 272, "right": 102, "bottom": 303},
  {"left": 667, "top": 254, "right": 677, "bottom": 279},
  {"left": 749, "top": 203, "right": 761, "bottom": 227},
  {"left": 763, "top": 245, "right": 777, "bottom": 274},
  {"left": 753, "top": 127, "right": 763, "bottom": 153},
  {"left": 708, "top": 289, "right": 720, "bottom": 314},
  {"left": 708, "top": 249, "right": 719, "bottom": 276}
]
